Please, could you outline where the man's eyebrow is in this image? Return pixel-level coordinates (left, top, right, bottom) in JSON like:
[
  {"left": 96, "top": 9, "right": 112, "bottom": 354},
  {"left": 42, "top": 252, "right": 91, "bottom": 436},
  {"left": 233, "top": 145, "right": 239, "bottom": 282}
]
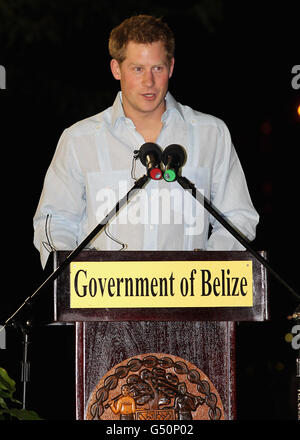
[{"left": 128, "top": 62, "right": 167, "bottom": 67}]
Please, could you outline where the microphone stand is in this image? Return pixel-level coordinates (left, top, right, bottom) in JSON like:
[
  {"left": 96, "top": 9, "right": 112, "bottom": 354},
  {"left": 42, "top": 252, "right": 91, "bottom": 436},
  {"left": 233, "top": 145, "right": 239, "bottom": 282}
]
[
  {"left": 20, "top": 321, "right": 31, "bottom": 410},
  {"left": 3, "top": 174, "right": 150, "bottom": 329},
  {"left": 10, "top": 319, "right": 31, "bottom": 410}
]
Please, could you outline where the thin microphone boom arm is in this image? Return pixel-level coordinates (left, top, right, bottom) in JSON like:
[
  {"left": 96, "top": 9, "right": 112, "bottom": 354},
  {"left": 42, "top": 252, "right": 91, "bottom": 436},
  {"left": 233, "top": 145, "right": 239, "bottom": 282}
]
[
  {"left": 3, "top": 174, "right": 150, "bottom": 329},
  {"left": 177, "top": 175, "right": 300, "bottom": 302}
]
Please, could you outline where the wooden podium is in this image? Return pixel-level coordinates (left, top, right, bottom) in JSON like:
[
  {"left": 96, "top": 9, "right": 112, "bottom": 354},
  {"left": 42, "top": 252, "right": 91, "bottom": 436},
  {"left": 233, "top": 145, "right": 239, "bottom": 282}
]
[{"left": 54, "top": 250, "right": 269, "bottom": 421}]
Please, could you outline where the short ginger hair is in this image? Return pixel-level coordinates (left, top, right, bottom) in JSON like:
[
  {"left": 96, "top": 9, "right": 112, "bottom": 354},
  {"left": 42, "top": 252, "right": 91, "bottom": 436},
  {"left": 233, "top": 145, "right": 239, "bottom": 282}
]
[{"left": 108, "top": 15, "right": 175, "bottom": 64}]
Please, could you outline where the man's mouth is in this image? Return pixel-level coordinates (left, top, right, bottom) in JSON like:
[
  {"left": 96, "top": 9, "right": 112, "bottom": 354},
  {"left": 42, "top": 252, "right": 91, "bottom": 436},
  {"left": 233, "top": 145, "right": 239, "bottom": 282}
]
[{"left": 142, "top": 93, "right": 156, "bottom": 100}]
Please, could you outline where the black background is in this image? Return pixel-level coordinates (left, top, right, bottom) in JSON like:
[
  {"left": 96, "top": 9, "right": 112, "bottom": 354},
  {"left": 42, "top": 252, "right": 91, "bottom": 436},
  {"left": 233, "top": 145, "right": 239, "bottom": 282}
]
[{"left": 0, "top": 0, "right": 299, "bottom": 421}]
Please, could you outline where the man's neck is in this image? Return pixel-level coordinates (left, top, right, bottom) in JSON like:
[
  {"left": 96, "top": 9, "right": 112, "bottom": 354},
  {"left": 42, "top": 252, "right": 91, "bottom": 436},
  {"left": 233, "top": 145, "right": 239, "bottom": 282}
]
[
  {"left": 133, "top": 113, "right": 164, "bottom": 143},
  {"left": 123, "top": 101, "right": 166, "bottom": 143}
]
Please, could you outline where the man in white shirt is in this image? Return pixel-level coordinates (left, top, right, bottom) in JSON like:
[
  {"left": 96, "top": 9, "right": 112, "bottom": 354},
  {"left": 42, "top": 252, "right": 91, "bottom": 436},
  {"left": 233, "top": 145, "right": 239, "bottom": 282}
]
[{"left": 33, "top": 15, "right": 259, "bottom": 268}]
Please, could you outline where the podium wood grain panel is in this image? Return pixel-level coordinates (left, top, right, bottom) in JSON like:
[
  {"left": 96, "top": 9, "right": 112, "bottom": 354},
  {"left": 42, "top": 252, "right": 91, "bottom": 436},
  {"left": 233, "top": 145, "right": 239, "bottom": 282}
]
[{"left": 76, "top": 320, "right": 236, "bottom": 420}]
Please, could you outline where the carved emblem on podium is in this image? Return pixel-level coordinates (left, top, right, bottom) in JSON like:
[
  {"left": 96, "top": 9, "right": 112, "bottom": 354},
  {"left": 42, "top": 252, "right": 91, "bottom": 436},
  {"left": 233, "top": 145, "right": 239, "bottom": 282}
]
[{"left": 86, "top": 354, "right": 225, "bottom": 420}]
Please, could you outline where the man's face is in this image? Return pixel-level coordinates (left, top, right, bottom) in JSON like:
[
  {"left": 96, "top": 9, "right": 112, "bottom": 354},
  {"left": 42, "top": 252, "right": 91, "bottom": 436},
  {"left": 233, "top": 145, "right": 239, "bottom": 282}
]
[{"left": 111, "top": 40, "right": 174, "bottom": 120}]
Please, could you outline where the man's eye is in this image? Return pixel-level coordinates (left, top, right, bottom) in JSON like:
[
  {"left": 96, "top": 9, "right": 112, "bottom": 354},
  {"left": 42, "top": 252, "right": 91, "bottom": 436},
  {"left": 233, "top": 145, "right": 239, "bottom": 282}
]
[
  {"left": 134, "top": 66, "right": 143, "bottom": 72},
  {"left": 153, "top": 66, "right": 163, "bottom": 72}
]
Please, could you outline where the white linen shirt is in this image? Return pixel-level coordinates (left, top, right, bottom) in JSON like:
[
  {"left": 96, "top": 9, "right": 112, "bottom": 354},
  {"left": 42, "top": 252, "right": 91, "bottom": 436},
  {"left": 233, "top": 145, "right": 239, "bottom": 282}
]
[{"left": 33, "top": 92, "right": 259, "bottom": 268}]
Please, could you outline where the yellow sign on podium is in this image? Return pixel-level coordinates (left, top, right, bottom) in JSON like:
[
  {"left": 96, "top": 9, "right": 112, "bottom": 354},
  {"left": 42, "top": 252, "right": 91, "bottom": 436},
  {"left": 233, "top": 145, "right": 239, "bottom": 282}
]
[{"left": 70, "top": 260, "right": 253, "bottom": 309}]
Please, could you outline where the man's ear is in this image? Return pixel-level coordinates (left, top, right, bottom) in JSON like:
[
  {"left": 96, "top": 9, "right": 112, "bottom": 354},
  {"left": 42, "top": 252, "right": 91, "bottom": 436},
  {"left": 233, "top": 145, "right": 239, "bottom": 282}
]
[
  {"left": 110, "top": 59, "right": 121, "bottom": 80},
  {"left": 169, "top": 57, "right": 175, "bottom": 79}
]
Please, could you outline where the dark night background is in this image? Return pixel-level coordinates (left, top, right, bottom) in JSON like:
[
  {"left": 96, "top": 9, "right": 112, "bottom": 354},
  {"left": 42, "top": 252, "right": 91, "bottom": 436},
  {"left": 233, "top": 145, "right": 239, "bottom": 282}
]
[{"left": 0, "top": 0, "right": 299, "bottom": 422}]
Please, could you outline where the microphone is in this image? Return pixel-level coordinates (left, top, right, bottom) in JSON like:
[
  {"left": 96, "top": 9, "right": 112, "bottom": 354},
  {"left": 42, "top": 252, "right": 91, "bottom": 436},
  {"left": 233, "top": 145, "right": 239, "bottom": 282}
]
[
  {"left": 161, "top": 144, "right": 186, "bottom": 182},
  {"left": 138, "top": 143, "right": 163, "bottom": 180}
]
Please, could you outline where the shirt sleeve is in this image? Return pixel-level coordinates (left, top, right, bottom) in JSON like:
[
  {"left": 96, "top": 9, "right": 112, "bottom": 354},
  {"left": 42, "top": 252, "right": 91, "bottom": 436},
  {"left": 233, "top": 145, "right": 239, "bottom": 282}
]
[
  {"left": 33, "top": 129, "right": 85, "bottom": 268},
  {"left": 205, "top": 121, "right": 259, "bottom": 251}
]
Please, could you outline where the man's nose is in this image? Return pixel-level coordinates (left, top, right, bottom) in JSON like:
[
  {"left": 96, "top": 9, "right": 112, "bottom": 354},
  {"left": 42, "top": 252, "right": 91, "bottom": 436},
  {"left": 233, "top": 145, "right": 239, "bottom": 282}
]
[{"left": 143, "top": 70, "right": 155, "bottom": 87}]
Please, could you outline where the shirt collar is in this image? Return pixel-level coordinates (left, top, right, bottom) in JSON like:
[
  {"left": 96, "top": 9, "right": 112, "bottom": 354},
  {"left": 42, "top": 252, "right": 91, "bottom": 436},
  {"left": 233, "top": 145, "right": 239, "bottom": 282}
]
[
  {"left": 111, "top": 91, "right": 184, "bottom": 127},
  {"left": 163, "top": 92, "right": 184, "bottom": 121},
  {"left": 111, "top": 92, "right": 125, "bottom": 127}
]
